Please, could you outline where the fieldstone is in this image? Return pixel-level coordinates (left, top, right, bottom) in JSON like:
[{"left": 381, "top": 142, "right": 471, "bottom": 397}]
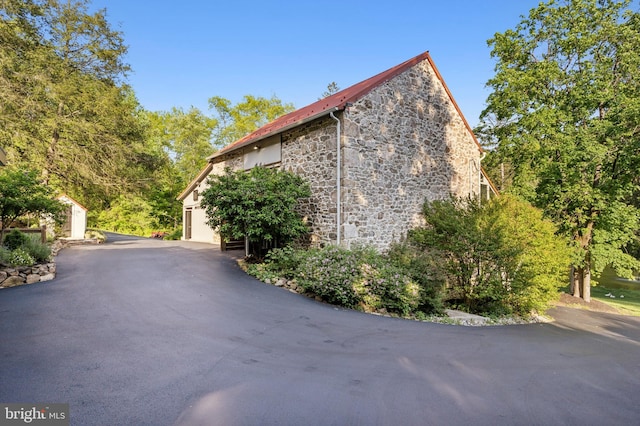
[
  {"left": 39, "top": 273, "right": 55, "bottom": 282},
  {"left": 26, "top": 274, "right": 40, "bottom": 284},
  {"left": 275, "top": 279, "right": 285, "bottom": 287},
  {"left": 0, "top": 271, "right": 6, "bottom": 282},
  {"left": 2, "top": 276, "right": 25, "bottom": 287}
]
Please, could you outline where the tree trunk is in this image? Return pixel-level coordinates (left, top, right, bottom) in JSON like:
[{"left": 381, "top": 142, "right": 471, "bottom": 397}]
[
  {"left": 573, "top": 267, "right": 583, "bottom": 298},
  {"left": 583, "top": 255, "right": 591, "bottom": 303}
]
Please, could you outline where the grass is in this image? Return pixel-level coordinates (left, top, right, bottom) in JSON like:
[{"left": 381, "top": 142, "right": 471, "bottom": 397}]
[{"left": 591, "top": 285, "right": 640, "bottom": 316}]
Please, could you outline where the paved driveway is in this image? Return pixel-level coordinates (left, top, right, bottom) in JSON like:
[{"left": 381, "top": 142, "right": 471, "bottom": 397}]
[{"left": 1, "top": 234, "right": 639, "bottom": 425}]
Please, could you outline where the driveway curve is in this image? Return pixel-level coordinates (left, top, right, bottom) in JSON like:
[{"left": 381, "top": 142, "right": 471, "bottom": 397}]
[{"left": 1, "top": 234, "right": 639, "bottom": 425}]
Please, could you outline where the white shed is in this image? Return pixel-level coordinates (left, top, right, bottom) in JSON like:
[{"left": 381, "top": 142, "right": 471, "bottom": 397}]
[{"left": 57, "top": 194, "right": 88, "bottom": 239}]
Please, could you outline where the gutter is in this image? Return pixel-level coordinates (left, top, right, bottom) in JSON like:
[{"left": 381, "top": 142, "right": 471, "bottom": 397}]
[{"left": 207, "top": 107, "right": 340, "bottom": 162}]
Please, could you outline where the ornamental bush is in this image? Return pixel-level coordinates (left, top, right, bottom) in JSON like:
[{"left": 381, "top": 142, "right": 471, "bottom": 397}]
[
  {"left": 7, "top": 248, "right": 35, "bottom": 267},
  {"left": 200, "top": 166, "right": 311, "bottom": 258},
  {"left": 409, "top": 195, "right": 572, "bottom": 316},
  {"left": 292, "top": 245, "right": 423, "bottom": 315},
  {"left": 3, "top": 230, "right": 29, "bottom": 251},
  {"left": 297, "top": 246, "right": 361, "bottom": 308}
]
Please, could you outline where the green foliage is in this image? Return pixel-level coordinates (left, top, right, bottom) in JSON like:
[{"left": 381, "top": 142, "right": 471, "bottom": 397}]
[
  {"left": 208, "top": 95, "right": 295, "bottom": 147},
  {"left": 478, "top": 0, "right": 640, "bottom": 300},
  {"left": 164, "top": 227, "right": 183, "bottom": 241},
  {"left": 297, "top": 246, "right": 362, "bottom": 308},
  {"left": 409, "top": 196, "right": 572, "bottom": 316},
  {"left": 286, "top": 245, "right": 423, "bottom": 315},
  {"left": 263, "top": 246, "right": 308, "bottom": 279},
  {"left": 84, "top": 228, "right": 106, "bottom": 242},
  {"left": 1, "top": 230, "right": 51, "bottom": 264},
  {"left": 94, "top": 195, "right": 155, "bottom": 237},
  {"left": 386, "top": 242, "right": 445, "bottom": 314},
  {"left": 0, "top": 167, "right": 65, "bottom": 238},
  {"left": 3, "top": 230, "right": 29, "bottom": 251},
  {"left": 319, "top": 82, "right": 341, "bottom": 99},
  {"left": 21, "top": 238, "right": 51, "bottom": 263},
  {"left": 200, "top": 167, "right": 311, "bottom": 255},
  {"left": 6, "top": 248, "right": 35, "bottom": 267},
  {"left": 0, "top": 0, "right": 148, "bottom": 205}
]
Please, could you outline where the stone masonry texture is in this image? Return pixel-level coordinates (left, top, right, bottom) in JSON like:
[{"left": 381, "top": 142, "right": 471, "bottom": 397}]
[{"left": 202, "top": 57, "right": 481, "bottom": 251}]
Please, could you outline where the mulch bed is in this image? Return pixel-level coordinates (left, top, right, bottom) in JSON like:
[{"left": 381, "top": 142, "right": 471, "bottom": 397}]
[{"left": 554, "top": 292, "right": 621, "bottom": 314}]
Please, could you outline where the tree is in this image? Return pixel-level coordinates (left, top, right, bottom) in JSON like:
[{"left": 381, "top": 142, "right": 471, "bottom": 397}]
[
  {"left": 208, "top": 95, "right": 295, "bottom": 147},
  {"left": 146, "top": 107, "right": 217, "bottom": 184},
  {"left": 0, "top": 167, "right": 65, "bottom": 241},
  {"left": 478, "top": 0, "right": 640, "bottom": 301},
  {"left": 200, "top": 166, "right": 311, "bottom": 257},
  {"left": 319, "top": 81, "right": 340, "bottom": 99},
  {"left": 0, "top": 0, "right": 148, "bottom": 206}
]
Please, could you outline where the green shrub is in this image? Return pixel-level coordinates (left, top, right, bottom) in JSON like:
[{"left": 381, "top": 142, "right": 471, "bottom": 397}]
[
  {"left": 0, "top": 246, "right": 11, "bottom": 265},
  {"left": 409, "top": 195, "right": 572, "bottom": 316},
  {"left": 297, "top": 246, "right": 362, "bottom": 308},
  {"left": 22, "top": 238, "right": 51, "bottom": 263},
  {"left": 263, "top": 246, "right": 309, "bottom": 279},
  {"left": 294, "top": 245, "right": 423, "bottom": 315},
  {"left": 3, "top": 230, "right": 29, "bottom": 250},
  {"left": 200, "top": 166, "right": 311, "bottom": 257},
  {"left": 164, "top": 227, "right": 183, "bottom": 241},
  {"left": 386, "top": 242, "right": 445, "bottom": 314},
  {"left": 85, "top": 228, "right": 106, "bottom": 242},
  {"left": 355, "top": 261, "right": 421, "bottom": 315},
  {"left": 7, "top": 248, "right": 35, "bottom": 266}
]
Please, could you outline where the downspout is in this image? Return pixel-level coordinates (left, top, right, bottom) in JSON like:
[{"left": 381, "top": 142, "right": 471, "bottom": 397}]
[
  {"left": 478, "top": 152, "right": 487, "bottom": 200},
  {"left": 329, "top": 111, "right": 341, "bottom": 246}
]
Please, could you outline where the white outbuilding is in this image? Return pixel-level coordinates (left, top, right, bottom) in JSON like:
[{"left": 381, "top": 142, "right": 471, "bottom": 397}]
[{"left": 57, "top": 194, "right": 88, "bottom": 240}]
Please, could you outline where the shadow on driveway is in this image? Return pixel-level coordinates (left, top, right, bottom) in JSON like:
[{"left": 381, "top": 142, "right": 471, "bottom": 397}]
[{"left": 1, "top": 233, "right": 638, "bottom": 425}]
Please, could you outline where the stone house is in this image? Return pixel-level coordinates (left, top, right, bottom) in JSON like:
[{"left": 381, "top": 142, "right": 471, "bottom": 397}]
[{"left": 178, "top": 51, "right": 497, "bottom": 251}]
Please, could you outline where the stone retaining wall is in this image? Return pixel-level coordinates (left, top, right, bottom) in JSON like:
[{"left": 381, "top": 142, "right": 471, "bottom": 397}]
[
  {"left": 0, "top": 238, "right": 100, "bottom": 289},
  {"left": 0, "top": 263, "right": 56, "bottom": 288}
]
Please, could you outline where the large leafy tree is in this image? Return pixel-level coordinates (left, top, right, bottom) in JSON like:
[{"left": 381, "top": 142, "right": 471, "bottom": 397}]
[
  {"left": 478, "top": 0, "right": 640, "bottom": 301},
  {"left": 0, "top": 0, "right": 148, "bottom": 207},
  {"left": 208, "top": 95, "right": 295, "bottom": 148},
  {"left": 0, "top": 167, "right": 65, "bottom": 241},
  {"left": 200, "top": 166, "right": 311, "bottom": 257}
]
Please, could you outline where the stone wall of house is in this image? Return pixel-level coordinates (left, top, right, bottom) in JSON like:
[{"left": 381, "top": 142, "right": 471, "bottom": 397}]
[
  {"left": 185, "top": 58, "right": 481, "bottom": 251},
  {"left": 340, "top": 58, "right": 481, "bottom": 251},
  {"left": 281, "top": 116, "right": 339, "bottom": 246}
]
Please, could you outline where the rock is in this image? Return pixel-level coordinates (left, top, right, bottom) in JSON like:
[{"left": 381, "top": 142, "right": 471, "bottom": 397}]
[
  {"left": 1, "top": 276, "right": 25, "bottom": 288},
  {"left": 39, "top": 273, "right": 55, "bottom": 282},
  {"left": 26, "top": 274, "right": 40, "bottom": 284},
  {"left": 274, "top": 279, "right": 285, "bottom": 287},
  {"left": 0, "top": 271, "right": 6, "bottom": 282},
  {"left": 264, "top": 278, "right": 271, "bottom": 284}
]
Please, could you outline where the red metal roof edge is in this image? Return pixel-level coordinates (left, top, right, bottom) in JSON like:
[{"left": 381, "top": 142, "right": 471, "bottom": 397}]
[
  {"left": 208, "top": 51, "right": 436, "bottom": 160},
  {"left": 208, "top": 50, "right": 483, "bottom": 161}
]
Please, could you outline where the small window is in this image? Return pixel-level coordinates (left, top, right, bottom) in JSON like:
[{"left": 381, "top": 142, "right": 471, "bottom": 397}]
[{"left": 193, "top": 190, "right": 199, "bottom": 201}]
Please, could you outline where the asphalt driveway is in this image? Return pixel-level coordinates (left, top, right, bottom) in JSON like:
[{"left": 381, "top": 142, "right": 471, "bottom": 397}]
[{"left": 1, "top": 234, "right": 639, "bottom": 425}]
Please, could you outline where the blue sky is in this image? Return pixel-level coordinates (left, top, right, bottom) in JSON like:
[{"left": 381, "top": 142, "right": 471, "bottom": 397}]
[{"left": 97, "top": 0, "right": 543, "bottom": 127}]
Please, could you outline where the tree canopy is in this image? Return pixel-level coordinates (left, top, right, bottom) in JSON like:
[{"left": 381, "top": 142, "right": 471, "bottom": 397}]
[
  {"left": 477, "top": 0, "right": 640, "bottom": 301},
  {"left": 0, "top": 167, "right": 65, "bottom": 240},
  {"left": 200, "top": 166, "right": 311, "bottom": 257}
]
